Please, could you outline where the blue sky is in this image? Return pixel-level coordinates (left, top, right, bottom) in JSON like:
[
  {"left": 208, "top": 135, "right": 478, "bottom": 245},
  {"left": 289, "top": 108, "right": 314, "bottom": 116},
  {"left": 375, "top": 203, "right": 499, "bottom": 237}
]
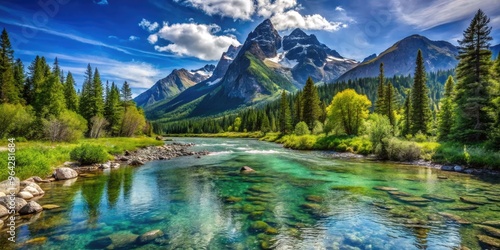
[{"left": 1, "top": 0, "right": 499, "bottom": 97}]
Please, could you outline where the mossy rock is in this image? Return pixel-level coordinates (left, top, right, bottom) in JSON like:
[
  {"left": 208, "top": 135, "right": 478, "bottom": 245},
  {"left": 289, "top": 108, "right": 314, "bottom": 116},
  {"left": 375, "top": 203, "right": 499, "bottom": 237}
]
[
  {"left": 224, "top": 196, "right": 243, "bottom": 203},
  {"left": 448, "top": 205, "right": 479, "bottom": 211},
  {"left": 372, "top": 202, "right": 394, "bottom": 210},
  {"left": 477, "top": 225, "right": 500, "bottom": 238},
  {"left": 260, "top": 240, "right": 272, "bottom": 249},
  {"left": 331, "top": 186, "right": 366, "bottom": 194},
  {"left": 249, "top": 221, "right": 270, "bottom": 233},
  {"left": 373, "top": 186, "right": 398, "bottom": 191},
  {"left": 460, "top": 196, "right": 490, "bottom": 205},
  {"left": 389, "top": 209, "right": 413, "bottom": 218},
  {"left": 407, "top": 202, "right": 430, "bottom": 207},
  {"left": 477, "top": 234, "right": 500, "bottom": 248},
  {"left": 486, "top": 196, "right": 500, "bottom": 202},
  {"left": 305, "top": 195, "right": 324, "bottom": 203},
  {"left": 252, "top": 201, "right": 268, "bottom": 206},
  {"left": 388, "top": 191, "right": 412, "bottom": 197},
  {"left": 248, "top": 186, "right": 272, "bottom": 194},
  {"left": 42, "top": 204, "right": 61, "bottom": 210},
  {"left": 265, "top": 227, "right": 279, "bottom": 235},
  {"left": 438, "top": 212, "right": 471, "bottom": 225},
  {"left": 422, "top": 194, "right": 455, "bottom": 202},
  {"left": 300, "top": 203, "right": 322, "bottom": 210},
  {"left": 482, "top": 221, "right": 500, "bottom": 228},
  {"left": 249, "top": 211, "right": 264, "bottom": 220},
  {"left": 25, "top": 237, "right": 47, "bottom": 245},
  {"left": 394, "top": 196, "right": 430, "bottom": 203},
  {"left": 246, "top": 196, "right": 269, "bottom": 202}
]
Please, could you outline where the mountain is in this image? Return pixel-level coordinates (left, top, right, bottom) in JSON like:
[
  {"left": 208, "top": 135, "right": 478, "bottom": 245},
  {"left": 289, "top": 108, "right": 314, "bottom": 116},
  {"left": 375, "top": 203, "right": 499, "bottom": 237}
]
[
  {"left": 264, "top": 28, "right": 358, "bottom": 85},
  {"left": 134, "top": 64, "right": 215, "bottom": 107},
  {"left": 337, "top": 35, "right": 458, "bottom": 82},
  {"left": 492, "top": 44, "right": 500, "bottom": 59},
  {"left": 362, "top": 54, "right": 377, "bottom": 63}
]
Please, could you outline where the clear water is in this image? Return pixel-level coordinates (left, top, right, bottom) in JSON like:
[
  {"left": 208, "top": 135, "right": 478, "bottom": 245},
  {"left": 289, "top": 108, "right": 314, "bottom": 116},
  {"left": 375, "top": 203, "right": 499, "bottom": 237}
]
[{"left": 2, "top": 138, "right": 499, "bottom": 249}]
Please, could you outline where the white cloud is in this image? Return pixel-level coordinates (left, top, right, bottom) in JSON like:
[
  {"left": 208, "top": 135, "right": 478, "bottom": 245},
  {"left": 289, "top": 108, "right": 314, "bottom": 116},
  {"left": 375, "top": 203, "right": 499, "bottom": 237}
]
[
  {"left": 108, "top": 35, "right": 118, "bottom": 39},
  {"left": 271, "top": 10, "right": 344, "bottom": 31},
  {"left": 93, "top": 0, "right": 108, "bottom": 5},
  {"left": 177, "top": 0, "right": 255, "bottom": 20},
  {"left": 391, "top": 0, "right": 500, "bottom": 30},
  {"left": 139, "top": 18, "right": 159, "bottom": 32},
  {"left": 256, "top": 0, "right": 297, "bottom": 18},
  {"left": 149, "top": 22, "right": 241, "bottom": 60},
  {"left": 335, "top": 6, "right": 345, "bottom": 12},
  {"left": 223, "top": 28, "right": 238, "bottom": 34},
  {"left": 129, "top": 36, "right": 140, "bottom": 41}
]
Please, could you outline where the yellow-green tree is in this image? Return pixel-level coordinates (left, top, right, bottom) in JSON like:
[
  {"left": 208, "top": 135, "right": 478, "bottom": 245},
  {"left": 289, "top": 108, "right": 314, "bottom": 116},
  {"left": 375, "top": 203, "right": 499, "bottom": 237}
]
[{"left": 326, "top": 89, "right": 371, "bottom": 135}]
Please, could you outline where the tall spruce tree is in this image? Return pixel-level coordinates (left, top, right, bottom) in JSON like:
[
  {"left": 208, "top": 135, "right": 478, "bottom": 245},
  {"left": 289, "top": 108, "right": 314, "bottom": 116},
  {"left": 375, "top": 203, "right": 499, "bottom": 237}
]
[
  {"left": 302, "top": 77, "right": 321, "bottom": 129},
  {"left": 453, "top": 9, "right": 493, "bottom": 142},
  {"left": 410, "top": 49, "right": 431, "bottom": 134},
  {"left": 13, "top": 59, "right": 25, "bottom": 104},
  {"left": 92, "top": 68, "right": 104, "bottom": 116},
  {"left": 279, "top": 91, "right": 292, "bottom": 134},
  {"left": 375, "top": 63, "right": 386, "bottom": 114},
  {"left": 437, "top": 76, "right": 455, "bottom": 140},
  {"left": 402, "top": 89, "right": 411, "bottom": 136},
  {"left": 0, "top": 28, "right": 19, "bottom": 104},
  {"left": 294, "top": 92, "right": 303, "bottom": 125},
  {"left": 385, "top": 81, "right": 397, "bottom": 126},
  {"left": 79, "top": 64, "right": 94, "bottom": 122},
  {"left": 64, "top": 72, "right": 79, "bottom": 112},
  {"left": 104, "top": 82, "right": 123, "bottom": 135}
]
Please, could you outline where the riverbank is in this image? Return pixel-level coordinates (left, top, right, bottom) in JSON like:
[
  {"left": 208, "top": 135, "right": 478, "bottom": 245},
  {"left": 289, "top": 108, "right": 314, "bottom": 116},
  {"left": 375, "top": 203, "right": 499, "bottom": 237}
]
[{"left": 165, "top": 132, "right": 500, "bottom": 174}]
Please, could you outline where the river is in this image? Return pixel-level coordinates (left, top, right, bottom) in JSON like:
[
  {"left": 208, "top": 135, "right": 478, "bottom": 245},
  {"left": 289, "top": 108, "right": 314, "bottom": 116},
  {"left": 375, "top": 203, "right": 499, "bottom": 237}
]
[{"left": 2, "top": 138, "right": 499, "bottom": 249}]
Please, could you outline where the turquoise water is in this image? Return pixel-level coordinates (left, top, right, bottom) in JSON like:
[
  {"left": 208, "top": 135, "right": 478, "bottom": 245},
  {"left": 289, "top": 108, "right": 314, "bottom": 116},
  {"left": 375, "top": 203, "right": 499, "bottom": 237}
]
[{"left": 1, "top": 138, "right": 499, "bottom": 249}]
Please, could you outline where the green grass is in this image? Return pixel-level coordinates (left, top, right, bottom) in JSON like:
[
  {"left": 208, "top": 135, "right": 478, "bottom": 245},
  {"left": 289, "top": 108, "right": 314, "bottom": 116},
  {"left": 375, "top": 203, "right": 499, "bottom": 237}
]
[
  {"left": 432, "top": 142, "right": 500, "bottom": 169},
  {"left": 0, "top": 137, "right": 163, "bottom": 181}
]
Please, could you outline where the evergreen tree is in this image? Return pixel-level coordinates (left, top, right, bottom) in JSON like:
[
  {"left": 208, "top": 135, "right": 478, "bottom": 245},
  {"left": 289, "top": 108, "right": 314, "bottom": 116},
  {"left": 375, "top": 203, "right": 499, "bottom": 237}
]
[
  {"left": 385, "top": 81, "right": 397, "bottom": 126},
  {"left": 52, "top": 57, "right": 61, "bottom": 79},
  {"left": 453, "top": 9, "right": 494, "bottom": 142},
  {"left": 0, "top": 28, "right": 19, "bottom": 104},
  {"left": 279, "top": 91, "right": 292, "bottom": 134},
  {"left": 25, "top": 56, "right": 49, "bottom": 105},
  {"left": 437, "top": 76, "right": 456, "bottom": 140},
  {"left": 79, "top": 64, "right": 94, "bottom": 122},
  {"left": 121, "top": 81, "right": 133, "bottom": 103},
  {"left": 410, "top": 49, "right": 431, "bottom": 134},
  {"left": 64, "top": 72, "right": 79, "bottom": 112},
  {"left": 293, "top": 92, "right": 302, "bottom": 125},
  {"left": 92, "top": 68, "right": 104, "bottom": 116},
  {"left": 104, "top": 83, "right": 123, "bottom": 135},
  {"left": 13, "top": 59, "right": 25, "bottom": 104},
  {"left": 260, "top": 112, "right": 270, "bottom": 133},
  {"left": 302, "top": 77, "right": 321, "bottom": 129},
  {"left": 375, "top": 63, "right": 386, "bottom": 114},
  {"left": 402, "top": 90, "right": 411, "bottom": 136}
]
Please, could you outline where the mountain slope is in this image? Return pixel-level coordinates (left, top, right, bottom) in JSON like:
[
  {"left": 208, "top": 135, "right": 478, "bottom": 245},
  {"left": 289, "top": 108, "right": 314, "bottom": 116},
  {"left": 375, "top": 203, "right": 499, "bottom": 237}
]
[
  {"left": 134, "top": 65, "right": 214, "bottom": 107},
  {"left": 337, "top": 35, "right": 458, "bottom": 81},
  {"left": 492, "top": 44, "right": 500, "bottom": 59}
]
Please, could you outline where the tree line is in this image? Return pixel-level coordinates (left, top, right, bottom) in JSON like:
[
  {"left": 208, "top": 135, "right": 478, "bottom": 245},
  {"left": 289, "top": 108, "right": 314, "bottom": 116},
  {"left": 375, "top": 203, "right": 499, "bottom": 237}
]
[
  {"left": 156, "top": 10, "right": 500, "bottom": 149},
  {"left": 0, "top": 28, "right": 150, "bottom": 141}
]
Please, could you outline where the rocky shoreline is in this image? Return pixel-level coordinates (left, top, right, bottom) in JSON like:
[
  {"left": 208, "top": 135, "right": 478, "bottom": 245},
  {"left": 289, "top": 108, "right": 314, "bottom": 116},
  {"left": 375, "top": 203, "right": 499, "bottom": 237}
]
[{"left": 0, "top": 142, "right": 209, "bottom": 232}]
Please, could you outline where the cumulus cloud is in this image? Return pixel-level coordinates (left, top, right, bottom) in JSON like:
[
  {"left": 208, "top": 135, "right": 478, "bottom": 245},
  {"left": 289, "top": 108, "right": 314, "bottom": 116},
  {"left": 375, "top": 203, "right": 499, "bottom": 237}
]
[
  {"left": 129, "top": 35, "right": 140, "bottom": 41},
  {"left": 139, "top": 18, "right": 159, "bottom": 32},
  {"left": 391, "top": 0, "right": 500, "bottom": 30},
  {"left": 271, "top": 10, "right": 344, "bottom": 31},
  {"left": 93, "top": 0, "right": 108, "bottom": 5},
  {"left": 149, "top": 22, "right": 241, "bottom": 60},
  {"left": 256, "top": 0, "right": 297, "bottom": 18},
  {"left": 335, "top": 6, "right": 345, "bottom": 12},
  {"left": 176, "top": 0, "right": 255, "bottom": 20}
]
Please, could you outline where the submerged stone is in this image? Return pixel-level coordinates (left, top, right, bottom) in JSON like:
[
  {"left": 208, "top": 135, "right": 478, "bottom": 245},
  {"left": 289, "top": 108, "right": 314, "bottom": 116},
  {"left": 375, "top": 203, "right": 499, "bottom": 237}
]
[
  {"left": 448, "top": 205, "right": 479, "bottom": 211},
  {"left": 388, "top": 191, "right": 412, "bottom": 197},
  {"left": 438, "top": 212, "right": 471, "bottom": 225},
  {"left": 422, "top": 194, "right": 455, "bottom": 202},
  {"left": 305, "top": 195, "right": 323, "bottom": 203},
  {"left": 477, "top": 225, "right": 500, "bottom": 238},
  {"left": 249, "top": 221, "right": 270, "bottom": 233},
  {"left": 331, "top": 186, "right": 366, "bottom": 194},
  {"left": 138, "top": 229, "right": 164, "bottom": 243},
  {"left": 108, "top": 231, "right": 139, "bottom": 248},
  {"left": 42, "top": 204, "right": 61, "bottom": 210},
  {"left": 460, "top": 196, "right": 490, "bottom": 205},
  {"left": 372, "top": 202, "right": 394, "bottom": 210},
  {"left": 373, "top": 186, "right": 398, "bottom": 191},
  {"left": 477, "top": 235, "right": 500, "bottom": 248},
  {"left": 224, "top": 196, "right": 243, "bottom": 203},
  {"left": 486, "top": 196, "right": 500, "bottom": 202},
  {"left": 482, "top": 221, "right": 500, "bottom": 228},
  {"left": 249, "top": 211, "right": 264, "bottom": 220},
  {"left": 25, "top": 237, "right": 47, "bottom": 245}
]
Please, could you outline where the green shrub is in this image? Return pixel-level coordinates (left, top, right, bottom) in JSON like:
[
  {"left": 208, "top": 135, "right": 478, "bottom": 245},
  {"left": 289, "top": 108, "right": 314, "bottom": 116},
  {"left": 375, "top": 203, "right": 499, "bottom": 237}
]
[
  {"left": 376, "top": 137, "right": 421, "bottom": 161},
  {"left": 294, "top": 122, "right": 310, "bottom": 136},
  {"left": 413, "top": 131, "right": 427, "bottom": 142},
  {"left": 432, "top": 143, "right": 500, "bottom": 168},
  {"left": 365, "top": 114, "right": 392, "bottom": 152},
  {"left": 312, "top": 121, "right": 324, "bottom": 135},
  {"left": 70, "top": 144, "right": 110, "bottom": 165}
]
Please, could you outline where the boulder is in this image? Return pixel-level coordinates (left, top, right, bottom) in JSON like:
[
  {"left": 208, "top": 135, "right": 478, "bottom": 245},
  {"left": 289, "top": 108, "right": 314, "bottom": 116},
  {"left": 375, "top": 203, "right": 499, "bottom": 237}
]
[
  {"left": 42, "top": 204, "right": 61, "bottom": 210},
  {"left": 138, "top": 229, "right": 164, "bottom": 243},
  {"left": 110, "top": 162, "right": 120, "bottom": 169},
  {"left": 22, "top": 182, "right": 45, "bottom": 196},
  {"left": 99, "top": 162, "right": 111, "bottom": 169},
  {"left": 32, "top": 176, "right": 50, "bottom": 183},
  {"left": 108, "top": 231, "right": 139, "bottom": 248},
  {"left": 240, "top": 166, "right": 256, "bottom": 173},
  {"left": 0, "top": 177, "right": 20, "bottom": 194},
  {"left": 441, "top": 165, "right": 454, "bottom": 171},
  {"left": 0, "top": 204, "right": 9, "bottom": 217},
  {"left": 0, "top": 192, "right": 5, "bottom": 197},
  {"left": 129, "top": 159, "right": 145, "bottom": 166},
  {"left": 17, "top": 191, "right": 34, "bottom": 199},
  {"left": 454, "top": 165, "right": 464, "bottom": 172},
  {"left": 0, "top": 196, "right": 27, "bottom": 212},
  {"left": 54, "top": 167, "right": 78, "bottom": 180},
  {"left": 155, "top": 135, "right": 163, "bottom": 141},
  {"left": 19, "top": 201, "right": 43, "bottom": 215}
]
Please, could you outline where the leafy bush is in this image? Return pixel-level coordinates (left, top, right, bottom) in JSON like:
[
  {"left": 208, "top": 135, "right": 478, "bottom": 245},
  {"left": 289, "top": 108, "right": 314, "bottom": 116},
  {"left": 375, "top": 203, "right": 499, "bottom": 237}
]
[
  {"left": 43, "top": 110, "right": 87, "bottom": 142},
  {"left": 312, "top": 121, "right": 324, "bottom": 135},
  {"left": 413, "top": 131, "right": 427, "bottom": 142},
  {"left": 70, "top": 144, "right": 110, "bottom": 165},
  {"left": 432, "top": 143, "right": 500, "bottom": 168},
  {"left": 294, "top": 122, "right": 310, "bottom": 136},
  {"left": 0, "top": 103, "right": 35, "bottom": 139},
  {"left": 376, "top": 137, "right": 421, "bottom": 161},
  {"left": 365, "top": 114, "right": 392, "bottom": 151}
]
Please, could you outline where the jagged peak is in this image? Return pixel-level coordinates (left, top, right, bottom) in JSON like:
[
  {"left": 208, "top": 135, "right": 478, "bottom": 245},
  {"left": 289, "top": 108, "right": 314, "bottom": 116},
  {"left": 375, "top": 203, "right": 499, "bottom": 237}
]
[{"left": 289, "top": 28, "right": 307, "bottom": 37}]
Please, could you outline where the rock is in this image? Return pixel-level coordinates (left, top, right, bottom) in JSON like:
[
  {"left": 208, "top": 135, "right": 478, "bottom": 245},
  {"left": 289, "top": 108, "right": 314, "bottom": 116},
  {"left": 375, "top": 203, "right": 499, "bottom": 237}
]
[
  {"left": 454, "top": 165, "right": 464, "bottom": 172},
  {"left": 240, "top": 166, "right": 255, "bottom": 173},
  {"left": 249, "top": 221, "right": 270, "bottom": 233},
  {"left": 87, "top": 237, "right": 112, "bottom": 249},
  {"left": 99, "top": 162, "right": 111, "bottom": 169},
  {"left": 42, "top": 204, "right": 61, "bottom": 210},
  {"left": 478, "top": 225, "right": 500, "bottom": 238},
  {"left": 265, "top": 227, "right": 279, "bottom": 235},
  {"left": 52, "top": 235, "right": 70, "bottom": 242},
  {"left": 62, "top": 178, "right": 78, "bottom": 187},
  {"left": 22, "top": 182, "right": 45, "bottom": 196},
  {"left": 54, "top": 167, "right": 78, "bottom": 180},
  {"left": 460, "top": 196, "right": 490, "bottom": 205},
  {"left": 487, "top": 196, "right": 500, "bottom": 202},
  {"left": 0, "top": 196, "right": 27, "bottom": 212},
  {"left": 19, "top": 201, "right": 43, "bottom": 215},
  {"left": 394, "top": 196, "right": 431, "bottom": 203},
  {"left": 464, "top": 169, "right": 474, "bottom": 174},
  {"left": 224, "top": 196, "right": 242, "bottom": 203},
  {"left": 0, "top": 192, "right": 5, "bottom": 197},
  {"left": 17, "top": 191, "right": 33, "bottom": 199},
  {"left": 438, "top": 212, "right": 471, "bottom": 225},
  {"left": 0, "top": 177, "right": 20, "bottom": 194},
  {"left": 388, "top": 191, "right": 412, "bottom": 197},
  {"left": 138, "top": 229, "right": 164, "bottom": 243},
  {"left": 373, "top": 186, "right": 398, "bottom": 191},
  {"left": 482, "top": 221, "right": 500, "bottom": 228},
  {"left": 108, "top": 231, "right": 139, "bottom": 248},
  {"left": 119, "top": 156, "right": 129, "bottom": 161},
  {"left": 249, "top": 211, "right": 264, "bottom": 220},
  {"left": 32, "top": 176, "right": 50, "bottom": 183},
  {"left": 129, "top": 159, "right": 145, "bottom": 166},
  {"left": 372, "top": 202, "right": 394, "bottom": 210},
  {"left": 305, "top": 195, "right": 323, "bottom": 203},
  {"left": 0, "top": 204, "right": 9, "bottom": 217},
  {"left": 0, "top": 219, "right": 3, "bottom": 228},
  {"left": 125, "top": 150, "right": 131, "bottom": 156},
  {"left": 477, "top": 235, "right": 500, "bottom": 248},
  {"left": 422, "top": 194, "right": 455, "bottom": 202},
  {"left": 156, "top": 135, "right": 163, "bottom": 140},
  {"left": 448, "top": 205, "right": 479, "bottom": 211},
  {"left": 25, "top": 237, "right": 47, "bottom": 245},
  {"left": 110, "top": 162, "right": 120, "bottom": 169},
  {"left": 441, "top": 165, "right": 454, "bottom": 171}
]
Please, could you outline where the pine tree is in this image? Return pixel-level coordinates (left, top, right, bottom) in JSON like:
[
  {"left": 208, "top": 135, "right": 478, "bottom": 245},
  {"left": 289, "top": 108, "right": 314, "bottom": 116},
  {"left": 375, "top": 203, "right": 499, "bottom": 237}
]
[
  {"left": 302, "top": 77, "right": 321, "bottom": 129},
  {"left": 279, "top": 91, "right": 292, "bottom": 134},
  {"left": 79, "top": 64, "right": 94, "bottom": 122},
  {"left": 453, "top": 9, "right": 493, "bottom": 142},
  {"left": 438, "top": 76, "right": 455, "bottom": 140},
  {"left": 105, "top": 83, "right": 123, "bottom": 135},
  {"left": 25, "top": 56, "right": 49, "bottom": 105},
  {"left": 13, "top": 59, "right": 25, "bottom": 104},
  {"left": 64, "top": 72, "right": 79, "bottom": 112},
  {"left": 293, "top": 92, "right": 303, "bottom": 125},
  {"left": 92, "top": 68, "right": 104, "bottom": 116},
  {"left": 52, "top": 57, "right": 61, "bottom": 79},
  {"left": 375, "top": 63, "right": 386, "bottom": 114},
  {"left": 260, "top": 112, "right": 270, "bottom": 133},
  {"left": 0, "top": 28, "right": 19, "bottom": 104},
  {"left": 385, "top": 81, "right": 397, "bottom": 126},
  {"left": 402, "top": 90, "right": 411, "bottom": 136},
  {"left": 410, "top": 49, "right": 431, "bottom": 134}
]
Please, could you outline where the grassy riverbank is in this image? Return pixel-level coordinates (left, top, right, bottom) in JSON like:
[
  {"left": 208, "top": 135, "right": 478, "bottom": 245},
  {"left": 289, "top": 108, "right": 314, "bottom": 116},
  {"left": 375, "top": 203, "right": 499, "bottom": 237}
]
[
  {"left": 167, "top": 132, "right": 500, "bottom": 169},
  {"left": 0, "top": 137, "right": 163, "bottom": 180}
]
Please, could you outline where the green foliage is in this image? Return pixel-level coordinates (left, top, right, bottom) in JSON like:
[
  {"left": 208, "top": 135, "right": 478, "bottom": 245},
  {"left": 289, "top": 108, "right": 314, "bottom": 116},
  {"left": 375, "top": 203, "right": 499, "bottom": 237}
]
[
  {"left": 377, "top": 137, "right": 421, "bottom": 161},
  {"left": 413, "top": 131, "right": 428, "bottom": 143},
  {"left": 0, "top": 28, "right": 21, "bottom": 104},
  {"left": 432, "top": 142, "right": 500, "bottom": 168},
  {"left": 279, "top": 91, "right": 293, "bottom": 134},
  {"left": 326, "top": 89, "right": 371, "bottom": 135},
  {"left": 120, "top": 106, "right": 146, "bottom": 137},
  {"left": 294, "top": 121, "right": 310, "bottom": 136},
  {"left": 375, "top": 63, "right": 386, "bottom": 114},
  {"left": 104, "top": 82, "right": 123, "bottom": 136},
  {"left": 365, "top": 114, "right": 392, "bottom": 154},
  {"left": 312, "top": 120, "right": 324, "bottom": 135},
  {"left": 302, "top": 77, "right": 321, "bottom": 129},
  {"left": 43, "top": 110, "right": 87, "bottom": 142},
  {"left": 384, "top": 81, "right": 397, "bottom": 126},
  {"left": 411, "top": 49, "right": 431, "bottom": 134},
  {"left": 437, "top": 76, "right": 455, "bottom": 140},
  {"left": 70, "top": 144, "right": 110, "bottom": 165},
  {"left": 0, "top": 103, "right": 35, "bottom": 138},
  {"left": 453, "top": 9, "right": 494, "bottom": 142},
  {"left": 402, "top": 90, "right": 411, "bottom": 136},
  {"left": 64, "top": 72, "right": 79, "bottom": 112}
]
